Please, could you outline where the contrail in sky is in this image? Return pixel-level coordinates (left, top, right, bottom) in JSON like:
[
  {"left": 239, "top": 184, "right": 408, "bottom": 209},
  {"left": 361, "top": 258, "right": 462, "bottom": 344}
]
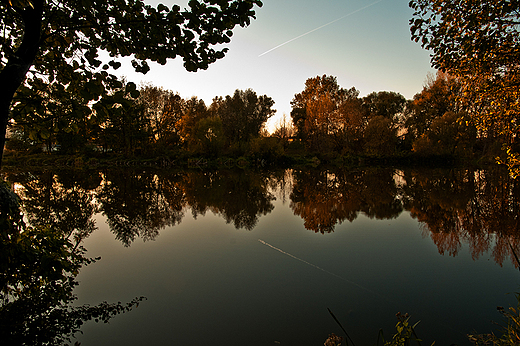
[{"left": 258, "top": 0, "right": 385, "bottom": 57}]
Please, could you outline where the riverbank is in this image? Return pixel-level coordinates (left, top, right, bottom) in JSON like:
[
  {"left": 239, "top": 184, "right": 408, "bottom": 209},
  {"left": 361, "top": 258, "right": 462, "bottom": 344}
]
[{"left": 1, "top": 149, "right": 493, "bottom": 171}]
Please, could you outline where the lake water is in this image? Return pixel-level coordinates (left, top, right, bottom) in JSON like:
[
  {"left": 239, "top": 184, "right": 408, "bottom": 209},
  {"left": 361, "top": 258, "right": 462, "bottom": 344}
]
[{"left": 7, "top": 166, "right": 520, "bottom": 345}]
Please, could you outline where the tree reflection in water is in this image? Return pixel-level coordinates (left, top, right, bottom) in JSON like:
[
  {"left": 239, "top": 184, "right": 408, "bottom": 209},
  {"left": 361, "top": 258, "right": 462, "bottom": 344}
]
[
  {"left": 182, "top": 170, "right": 275, "bottom": 230},
  {"left": 6, "top": 166, "right": 520, "bottom": 266},
  {"left": 0, "top": 181, "right": 144, "bottom": 345},
  {"left": 403, "top": 167, "right": 520, "bottom": 267},
  {"left": 4, "top": 166, "right": 520, "bottom": 342},
  {"left": 98, "top": 170, "right": 183, "bottom": 246},
  {"left": 290, "top": 168, "right": 403, "bottom": 233}
]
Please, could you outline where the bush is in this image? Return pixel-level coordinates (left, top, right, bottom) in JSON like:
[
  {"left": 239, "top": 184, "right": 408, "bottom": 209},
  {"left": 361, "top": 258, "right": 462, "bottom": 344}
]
[{"left": 249, "top": 137, "right": 284, "bottom": 162}]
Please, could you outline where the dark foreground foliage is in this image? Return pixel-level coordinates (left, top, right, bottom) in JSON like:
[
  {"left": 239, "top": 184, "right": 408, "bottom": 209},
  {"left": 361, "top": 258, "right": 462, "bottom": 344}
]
[{"left": 0, "top": 181, "right": 145, "bottom": 345}]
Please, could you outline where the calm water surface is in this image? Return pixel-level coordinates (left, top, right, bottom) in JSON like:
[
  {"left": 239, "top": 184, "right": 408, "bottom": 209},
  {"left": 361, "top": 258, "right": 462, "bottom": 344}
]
[{"left": 9, "top": 167, "right": 520, "bottom": 345}]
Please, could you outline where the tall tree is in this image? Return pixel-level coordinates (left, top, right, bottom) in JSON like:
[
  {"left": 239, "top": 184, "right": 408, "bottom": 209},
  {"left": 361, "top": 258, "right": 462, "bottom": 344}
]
[
  {"left": 214, "top": 89, "right": 275, "bottom": 144},
  {"left": 291, "top": 75, "right": 359, "bottom": 152},
  {"left": 0, "top": 0, "right": 262, "bottom": 167},
  {"left": 405, "top": 72, "right": 461, "bottom": 141},
  {"left": 363, "top": 91, "right": 406, "bottom": 123},
  {"left": 137, "top": 85, "right": 184, "bottom": 150},
  {"left": 409, "top": 0, "right": 520, "bottom": 173},
  {"left": 177, "top": 96, "right": 209, "bottom": 147}
]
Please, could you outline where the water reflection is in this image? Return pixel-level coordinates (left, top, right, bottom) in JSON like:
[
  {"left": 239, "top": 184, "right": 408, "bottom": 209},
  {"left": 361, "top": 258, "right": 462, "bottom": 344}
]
[
  {"left": 181, "top": 170, "right": 275, "bottom": 230},
  {"left": 13, "top": 170, "right": 99, "bottom": 245},
  {"left": 0, "top": 181, "right": 143, "bottom": 345},
  {"left": 98, "top": 170, "right": 181, "bottom": 246},
  {"left": 290, "top": 168, "right": 403, "bottom": 233},
  {"left": 402, "top": 167, "right": 520, "bottom": 267},
  {"left": 6, "top": 166, "right": 520, "bottom": 267}
]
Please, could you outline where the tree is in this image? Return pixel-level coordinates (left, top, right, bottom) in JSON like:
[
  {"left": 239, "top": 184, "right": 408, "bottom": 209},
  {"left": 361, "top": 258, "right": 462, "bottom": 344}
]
[
  {"left": 362, "top": 91, "right": 406, "bottom": 155},
  {"left": 363, "top": 116, "right": 397, "bottom": 155},
  {"left": 137, "top": 85, "right": 184, "bottom": 150},
  {"left": 214, "top": 89, "right": 275, "bottom": 144},
  {"left": 157, "top": 91, "right": 185, "bottom": 149},
  {"left": 409, "top": 0, "right": 520, "bottom": 173},
  {"left": 362, "top": 91, "right": 407, "bottom": 123},
  {"left": 403, "top": 72, "right": 478, "bottom": 158},
  {"left": 290, "top": 75, "right": 360, "bottom": 152},
  {"left": 404, "top": 72, "right": 461, "bottom": 141},
  {"left": 177, "top": 96, "right": 210, "bottom": 148},
  {"left": 0, "top": 0, "right": 263, "bottom": 167},
  {"left": 338, "top": 96, "right": 365, "bottom": 153}
]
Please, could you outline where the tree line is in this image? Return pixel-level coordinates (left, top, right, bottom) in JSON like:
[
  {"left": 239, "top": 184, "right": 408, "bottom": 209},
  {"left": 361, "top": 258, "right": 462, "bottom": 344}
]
[
  {"left": 290, "top": 73, "right": 478, "bottom": 160},
  {"left": 7, "top": 83, "right": 276, "bottom": 158},
  {"left": 6, "top": 71, "right": 500, "bottom": 166},
  {"left": 3, "top": 0, "right": 520, "bottom": 171}
]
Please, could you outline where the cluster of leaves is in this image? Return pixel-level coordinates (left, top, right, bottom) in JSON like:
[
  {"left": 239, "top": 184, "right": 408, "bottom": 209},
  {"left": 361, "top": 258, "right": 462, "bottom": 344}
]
[
  {"left": 377, "top": 313, "right": 427, "bottom": 346},
  {"left": 409, "top": 0, "right": 519, "bottom": 74},
  {"left": 0, "top": 181, "right": 145, "bottom": 345},
  {"left": 1, "top": 0, "right": 262, "bottom": 74},
  {"left": 409, "top": 0, "right": 520, "bottom": 174}
]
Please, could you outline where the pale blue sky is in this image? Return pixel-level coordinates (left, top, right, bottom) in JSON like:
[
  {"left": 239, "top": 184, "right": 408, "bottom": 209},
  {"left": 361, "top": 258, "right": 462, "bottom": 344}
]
[{"left": 120, "top": 0, "right": 434, "bottom": 130}]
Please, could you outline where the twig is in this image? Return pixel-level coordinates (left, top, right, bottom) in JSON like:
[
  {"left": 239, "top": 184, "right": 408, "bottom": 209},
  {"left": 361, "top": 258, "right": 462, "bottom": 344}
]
[{"left": 327, "top": 308, "right": 356, "bottom": 346}]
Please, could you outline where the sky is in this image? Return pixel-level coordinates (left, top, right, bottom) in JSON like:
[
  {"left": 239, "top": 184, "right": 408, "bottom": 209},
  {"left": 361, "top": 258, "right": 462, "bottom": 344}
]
[{"left": 118, "top": 0, "right": 435, "bottom": 131}]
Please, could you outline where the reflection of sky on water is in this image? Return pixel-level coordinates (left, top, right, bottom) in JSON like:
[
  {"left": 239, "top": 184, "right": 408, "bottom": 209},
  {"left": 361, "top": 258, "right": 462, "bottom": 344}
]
[{"left": 75, "top": 196, "right": 520, "bottom": 346}]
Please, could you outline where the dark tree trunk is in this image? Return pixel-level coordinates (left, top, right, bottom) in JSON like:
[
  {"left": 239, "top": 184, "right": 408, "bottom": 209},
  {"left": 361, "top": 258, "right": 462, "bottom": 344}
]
[{"left": 0, "top": 1, "right": 44, "bottom": 168}]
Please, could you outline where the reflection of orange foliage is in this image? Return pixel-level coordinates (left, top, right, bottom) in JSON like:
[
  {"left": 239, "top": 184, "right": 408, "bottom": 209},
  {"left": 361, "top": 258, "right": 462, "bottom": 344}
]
[
  {"left": 290, "top": 169, "right": 401, "bottom": 233},
  {"left": 426, "top": 225, "right": 463, "bottom": 256},
  {"left": 290, "top": 172, "right": 364, "bottom": 233},
  {"left": 291, "top": 188, "right": 361, "bottom": 233},
  {"left": 408, "top": 168, "right": 520, "bottom": 268}
]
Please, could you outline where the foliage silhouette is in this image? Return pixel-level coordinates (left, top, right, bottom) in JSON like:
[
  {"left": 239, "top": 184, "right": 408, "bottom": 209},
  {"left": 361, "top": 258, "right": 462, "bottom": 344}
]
[
  {"left": 0, "top": 181, "right": 144, "bottom": 345},
  {"left": 0, "top": 0, "right": 263, "bottom": 166},
  {"left": 6, "top": 166, "right": 520, "bottom": 269}
]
